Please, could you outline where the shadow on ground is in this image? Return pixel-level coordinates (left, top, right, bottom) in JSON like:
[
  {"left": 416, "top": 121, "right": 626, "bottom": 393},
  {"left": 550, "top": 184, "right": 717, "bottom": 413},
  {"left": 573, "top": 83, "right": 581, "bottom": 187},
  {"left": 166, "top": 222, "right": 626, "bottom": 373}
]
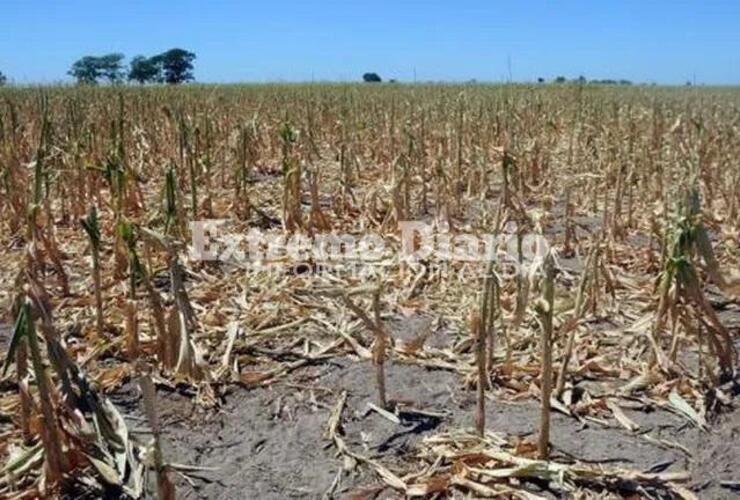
[{"left": 108, "top": 357, "right": 739, "bottom": 499}]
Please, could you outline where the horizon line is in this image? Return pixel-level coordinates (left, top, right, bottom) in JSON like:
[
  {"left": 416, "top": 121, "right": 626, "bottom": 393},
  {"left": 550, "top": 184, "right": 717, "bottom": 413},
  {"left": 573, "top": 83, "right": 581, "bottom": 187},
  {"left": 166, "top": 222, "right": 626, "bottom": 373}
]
[{"left": 2, "top": 79, "right": 736, "bottom": 88}]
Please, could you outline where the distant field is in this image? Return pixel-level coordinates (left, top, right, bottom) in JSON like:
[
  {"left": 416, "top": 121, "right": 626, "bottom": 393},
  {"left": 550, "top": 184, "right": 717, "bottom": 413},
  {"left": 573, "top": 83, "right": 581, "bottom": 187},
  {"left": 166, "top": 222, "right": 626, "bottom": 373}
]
[{"left": 1, "top": 83, "right": 739, "bottom": 499}]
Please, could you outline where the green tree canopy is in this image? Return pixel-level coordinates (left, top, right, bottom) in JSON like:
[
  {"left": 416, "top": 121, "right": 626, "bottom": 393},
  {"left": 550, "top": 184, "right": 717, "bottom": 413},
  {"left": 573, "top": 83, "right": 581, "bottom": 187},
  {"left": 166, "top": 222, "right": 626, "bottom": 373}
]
[
  {"left": 98, "top": 53, "right": 126, "bottom": 83},
  {"left": 157, "top": 48, "right": 196, "bottom": 84},
  {"left": 68, "top": 53, "right": 124, "bottom": 84},
  {"left": 362, "top": 72, "right": 382, "bottom": 83},
  {"left": 0, "top": 71, "right": 6, "bottom": 86},
  {"left": 69, "top": 56, "right": 101, "bottom": 84},
  {"left": 128, "top": 55, "right": 162, "bottom": 84},
  {"left": 68, "top": 49, "right": 196, "bottom": 85}
]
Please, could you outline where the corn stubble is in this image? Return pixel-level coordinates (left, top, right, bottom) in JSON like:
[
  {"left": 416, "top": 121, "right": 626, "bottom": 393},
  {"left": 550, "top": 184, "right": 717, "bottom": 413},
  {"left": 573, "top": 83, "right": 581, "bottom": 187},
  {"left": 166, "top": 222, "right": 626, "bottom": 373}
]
[{"left": 0, "top": 84, "right": 738, "bottom": 498}]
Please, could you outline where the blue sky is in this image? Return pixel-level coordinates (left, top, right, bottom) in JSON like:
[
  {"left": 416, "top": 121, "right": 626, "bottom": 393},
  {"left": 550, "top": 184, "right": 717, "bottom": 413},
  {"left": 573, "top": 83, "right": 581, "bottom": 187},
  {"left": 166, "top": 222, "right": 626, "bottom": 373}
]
[{"left": 0, "top": 0, "right": 738, "bottom": 84}]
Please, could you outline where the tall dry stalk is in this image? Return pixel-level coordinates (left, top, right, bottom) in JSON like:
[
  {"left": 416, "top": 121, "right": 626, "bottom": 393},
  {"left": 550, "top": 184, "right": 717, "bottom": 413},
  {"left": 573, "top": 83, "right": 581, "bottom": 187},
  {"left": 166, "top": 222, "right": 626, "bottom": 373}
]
[
  {"left": 125, "top": 299, "right": 139, "bottom": 360},
  {"left": 308, "top": 168, "right": 330, "bottom": 232},
  {"left": 280, "top": 123, "right": 303, "bottom": 232},
  {"left": 26, "top": 96, "right": 70, "bottom": 295},
  {"left": 163, "top": 163, "right": 185, "bottom": 238},
  {"left": 563, "top": 184, "right": 575, "bottom": 256},
  {"left": 372, "top": 286, "right": 387, "bottom": 409},
  {"left": 475, "top": 257, "right": 500, "bottom": 378},
  {"left": 536, "top": 252, "right": 555, "bottom": 459},
  {"left": 80, "top": 206, "right": 104, "bottom": 336},
  {"left": 141, "top": 227, "right": 203, "bottom": 380},
  {"left": 555, "top": 238, "right": 599, "bottom": 399},
  {"left": 140, "top": 371, "right": 175, "bottom": 500},
  {"left": 472, "top": 308, "right": 486, "bottom": 437},
  {"left": 343, "top": 291, "right": 388, "bottom": 409},
  {"left": 234, "top": 120, "right": 256, "bottom": 219}
]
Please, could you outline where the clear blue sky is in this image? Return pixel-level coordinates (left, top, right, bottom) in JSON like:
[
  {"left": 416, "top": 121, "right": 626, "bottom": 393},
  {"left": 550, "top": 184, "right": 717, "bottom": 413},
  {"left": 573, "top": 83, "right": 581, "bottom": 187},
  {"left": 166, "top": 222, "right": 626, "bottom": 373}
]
[{"left": 0, "top": 0, "right": 738, "bottom": 84}]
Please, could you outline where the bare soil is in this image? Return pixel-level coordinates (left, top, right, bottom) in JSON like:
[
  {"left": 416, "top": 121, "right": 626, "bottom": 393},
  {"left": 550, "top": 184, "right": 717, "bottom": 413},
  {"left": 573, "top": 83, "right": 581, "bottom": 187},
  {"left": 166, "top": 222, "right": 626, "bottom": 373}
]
[
  {"left": 1, "top": 312, "right": 738, "bottom": 499},
  {"left": 106, "top": 355, "right": 740, "bottom": 499}
]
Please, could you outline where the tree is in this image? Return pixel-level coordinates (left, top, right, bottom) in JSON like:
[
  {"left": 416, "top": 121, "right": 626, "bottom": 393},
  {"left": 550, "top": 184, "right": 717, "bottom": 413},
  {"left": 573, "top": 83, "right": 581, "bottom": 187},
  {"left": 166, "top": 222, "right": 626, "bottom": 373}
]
[
  {"left": 554, "top": 76, "right": 567, "bottom": 83},
  {"left": 537, "top": 77, "right": 545, "bottom": 83},
  {"left": 157, "top": 48, "right": 196, "bottom": 84},
  {"left": 69, "top": 56, "right": 102, "bottom": 84},
  {"left": 362, "top": 72, "right": 382, "bottom": 83},
  {"left": 98, "top": 53, "right": 125, "bottom": 83},
  {"left": 68, "top": 53, "right": 125, "bottom": 84},
  {"left": 128, "top": 55, "right": 162, "bottom": 84},
  {"left": 0, "top": 71, "right": 6, "bottom": 86}
]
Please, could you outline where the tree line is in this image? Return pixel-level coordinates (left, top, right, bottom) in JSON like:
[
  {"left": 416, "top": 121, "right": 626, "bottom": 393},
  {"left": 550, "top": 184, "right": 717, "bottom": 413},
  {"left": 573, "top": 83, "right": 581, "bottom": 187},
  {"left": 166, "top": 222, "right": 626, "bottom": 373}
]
[
  {"left": 67, "top": 48, "right": 196, "bottom": 85},
  {"left": 0, "top": 66, "right": 643, "bottom": 87},
  {"left": 548, "top": 75, "right": 633, "bottom": 85}
]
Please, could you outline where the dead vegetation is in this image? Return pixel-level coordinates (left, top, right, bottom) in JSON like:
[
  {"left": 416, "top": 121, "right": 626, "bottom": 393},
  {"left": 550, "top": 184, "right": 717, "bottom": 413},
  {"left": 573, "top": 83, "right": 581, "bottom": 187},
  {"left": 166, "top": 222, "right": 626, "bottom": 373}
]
[{"left": 0, "top": 84, "right": 739, "bottom": 498}]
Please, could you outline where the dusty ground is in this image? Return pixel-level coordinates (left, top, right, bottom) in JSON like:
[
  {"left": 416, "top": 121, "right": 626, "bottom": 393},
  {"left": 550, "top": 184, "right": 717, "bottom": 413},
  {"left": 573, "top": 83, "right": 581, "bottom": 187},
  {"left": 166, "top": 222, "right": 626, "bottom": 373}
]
[
  {"left": 106, "top": 355, "right": 740, "bottom": 499},
  {"left": 2, "top": 222, "right": 739, "bottom": 498},
  {"left": 2, "top": 304, "right": 739, "bottom": 500}
]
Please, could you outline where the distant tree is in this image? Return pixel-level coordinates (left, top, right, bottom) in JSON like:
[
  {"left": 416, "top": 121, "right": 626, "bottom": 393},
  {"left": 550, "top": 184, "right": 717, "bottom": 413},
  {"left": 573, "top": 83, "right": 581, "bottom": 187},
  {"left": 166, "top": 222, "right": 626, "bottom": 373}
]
[
  {"left": 128, "top": 55, "right": 162, "bottom": 84},
  {"left": 537, "top": 77, "right": 545, "bottom": 83},
  {"left": 554, "top": 76, "right": 567, "bottom": 83},
  {"left": 98, "top": 53, "right": 125, "bottom": 83},
  {"left": 575, "top": 75, "right": 587, "bottom": 84},
  {"left": 0, "top": 71, "right": 6, "bottom": 86},
  {"left": 69, "top": 56, "right": 102, "bottom": 84},
  {"left": 157, "top": 48, "right": 196, "bottom": 84},
  {"left": 362, "top": 72, "right": 382, "bottom": 83},
  {"left": 587, "top": 78, "right": 632, "bottom": 86},
  {"left": 68, "top": 53, "right": 124, "bottom": 84}
]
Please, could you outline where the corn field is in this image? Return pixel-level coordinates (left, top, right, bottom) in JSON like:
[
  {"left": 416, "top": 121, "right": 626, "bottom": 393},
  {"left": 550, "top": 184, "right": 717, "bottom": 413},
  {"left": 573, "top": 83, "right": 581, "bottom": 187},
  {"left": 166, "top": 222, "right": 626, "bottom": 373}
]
[{"left": 0, "top": 84, "right": 739, "bottom": 499}]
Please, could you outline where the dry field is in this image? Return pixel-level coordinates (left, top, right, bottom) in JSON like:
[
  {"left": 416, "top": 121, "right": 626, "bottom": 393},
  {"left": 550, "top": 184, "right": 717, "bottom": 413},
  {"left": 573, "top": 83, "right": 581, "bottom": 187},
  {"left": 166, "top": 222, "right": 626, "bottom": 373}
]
[{"left": 0, "top": 84, "right": 739, "bottom": 499}]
